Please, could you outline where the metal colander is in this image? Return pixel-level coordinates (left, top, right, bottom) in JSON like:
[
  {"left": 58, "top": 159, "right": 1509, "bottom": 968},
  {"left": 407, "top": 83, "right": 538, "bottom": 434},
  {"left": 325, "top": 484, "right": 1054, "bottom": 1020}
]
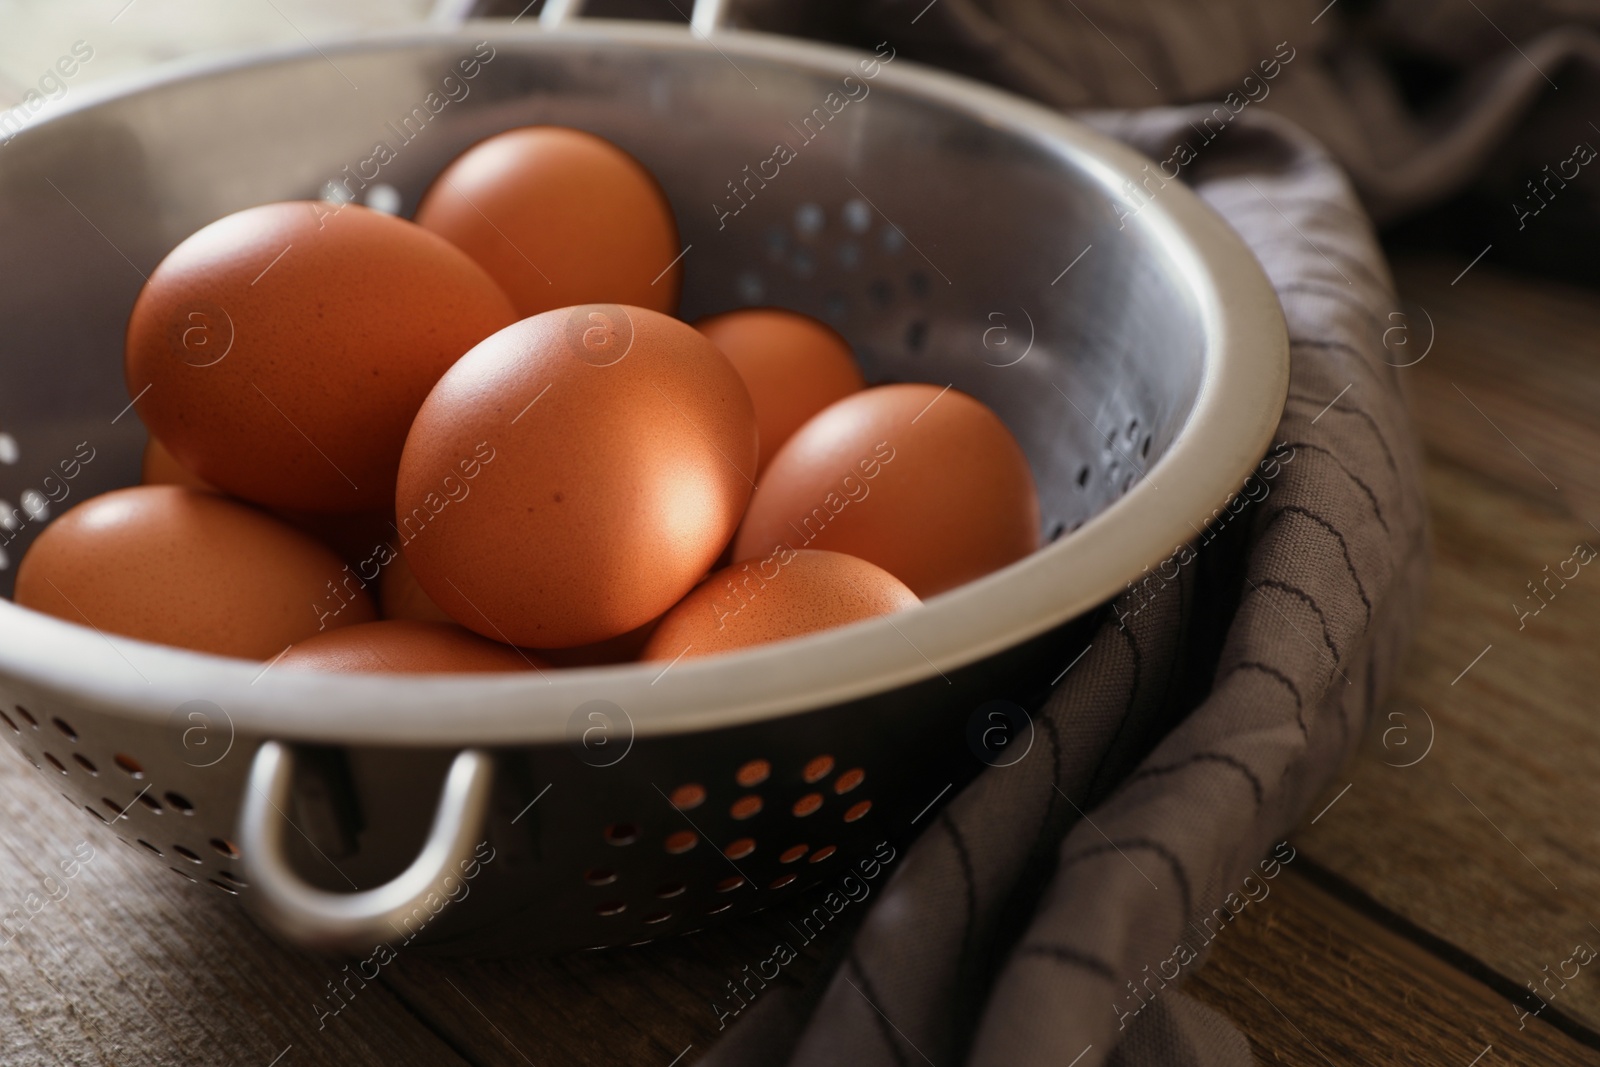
[{"left": 0, "top": 0, "right": 1286, "bottom": 955}]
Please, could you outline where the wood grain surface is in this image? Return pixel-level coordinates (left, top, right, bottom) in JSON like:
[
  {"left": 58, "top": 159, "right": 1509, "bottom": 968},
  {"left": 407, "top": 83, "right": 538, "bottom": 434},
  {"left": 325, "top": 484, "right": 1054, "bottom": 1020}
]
[
  {"left": 0, "top": 253, "right": 1595, "bottom": 1065},
  {"left": 1187, "top": 867, "right": 1597, "bottom": 1066}
]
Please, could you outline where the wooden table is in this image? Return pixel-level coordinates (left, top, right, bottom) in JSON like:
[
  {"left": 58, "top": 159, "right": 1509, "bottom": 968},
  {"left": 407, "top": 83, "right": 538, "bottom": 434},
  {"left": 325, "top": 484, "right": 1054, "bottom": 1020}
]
[{"left": 0, "top": 254, "right": 1595, "bottom": 1065}]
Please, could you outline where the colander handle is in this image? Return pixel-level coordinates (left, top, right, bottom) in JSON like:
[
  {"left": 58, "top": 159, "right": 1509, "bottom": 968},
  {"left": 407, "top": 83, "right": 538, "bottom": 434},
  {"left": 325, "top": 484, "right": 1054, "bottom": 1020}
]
[
  {"left": 237, "top": 741, "right": 495, "bottom": 953},
  {"left": 430, "top": 0, "right": 732, "bottom": 34}
]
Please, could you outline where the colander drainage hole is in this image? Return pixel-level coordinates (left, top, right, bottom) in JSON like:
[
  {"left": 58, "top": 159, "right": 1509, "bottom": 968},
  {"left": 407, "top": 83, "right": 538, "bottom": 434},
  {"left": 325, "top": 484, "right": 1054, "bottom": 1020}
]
[
  {"left": 139, "top": 794, "right": 164, "bottom": 814},
  {"left": 0, "top": 710, "right": 17, "bottom": 733},
  {"left": 168, "top": 867, "right": 196, "bottom": 883},
  {"left": 715, "top": 875, "right": 745, "bottom": 892},
  {"left": 584, "top": 868, "right": 618, "bottom": 886},
  {"left": 768, "top": 874, "right": 797, "bottom": 889},
  {"left": 209, "top": 838, "right": 239, "bottom": 859},
  {"left": 708, "top": 903, "right": 733, "bottom": 915},
  {"left": 834, "top": 768, "right": 866, "bottom": 794},
  {"left": 604, "top": 823, "right": 638, "bottom": 846},
  {"left": 84, "top": 806, "right": 106, "bottom": 824},
  {"left": 656, "top": 882, "right": 686, "bottom": 899},
  {"left": 172, "top": 845, "right": 202, "bottom": 864},
  {"left": 729, "top": 795, "right": 762, "bottom": 820},
  {"left": 724, "top": 838, "right": 755, "bottom": 861},
  {"left": 803, "top": 755, "right": 834, "bottom": 783},
  {"left": 43, "top": 753, "right": 67, "bottom": 775},
  {"left": 137, "top": 839, "right": 163, "bottom": 857},
  {"left": 596, "top": 900, "right": 626, "bottom": 917},
  {"left": 810, "top": 845, "right": 837, "bottom": 863},
  {"left": 164, "top": 792, "right": 194, "bottom": 814},
  {"left": 218, "top": 871, "right": 246, "bottom": 886},
  {"left": 844, "top": 800, "right": 873, "bottom": 823},
  {"left": 779, "top": 844, "right": 808, "bottom": 864},
  {"left": 72, "top": 754, "right": 97, "bottom": 775},
  {"left": 1048, "top": 522, "right": 1067, "bottom": 542},
  {"left": 207, "top": 879, "right": 239, "bottom": 895},
  {"left": 904, "top": 319, "right": 927, "bottom": 354},
  {"left": 1076, "top": 465, "right": 1090, "bottom": 488},
  {"left": 669, "top": 783, "right": 705, "bottom": 810},
  {"left": 114, "top": 753, "right": 145, "bottom": 779},
  {"left": 792, "top": 794, "right": 822, "bottom": 818},
  {"left": 1143, "top": 435, "right": 1153, "bottom": 458},
  {"left": 51, "top": 717, "right": 76, "bottom": 741},
  {"left": 642, "top": 911, "right": 672, "bottom": 925},
  {"left": 99, "top": 798, "right": 127, "bottom": 820},
  {"left": 735, "top": 759, "right": 770, "bottom": 787},
  {"left": 14, "top": 706, "right": 36, "bottom": 728},
  {"left": 664, "top": 831, "right": 697, "bottom": 855}
]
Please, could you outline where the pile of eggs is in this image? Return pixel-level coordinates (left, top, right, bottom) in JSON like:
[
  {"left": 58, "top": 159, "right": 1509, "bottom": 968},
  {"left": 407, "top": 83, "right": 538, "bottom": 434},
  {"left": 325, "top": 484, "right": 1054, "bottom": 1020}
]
[{"left": 12, "top": 126, "right": 1041, "bottom": 675}]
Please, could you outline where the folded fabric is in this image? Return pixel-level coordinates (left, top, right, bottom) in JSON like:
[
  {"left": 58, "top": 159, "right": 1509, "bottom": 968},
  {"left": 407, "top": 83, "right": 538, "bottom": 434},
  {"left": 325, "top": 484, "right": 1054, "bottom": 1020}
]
[{"left": 697, "top": 96, "right": 1429, "bottom": 1067}]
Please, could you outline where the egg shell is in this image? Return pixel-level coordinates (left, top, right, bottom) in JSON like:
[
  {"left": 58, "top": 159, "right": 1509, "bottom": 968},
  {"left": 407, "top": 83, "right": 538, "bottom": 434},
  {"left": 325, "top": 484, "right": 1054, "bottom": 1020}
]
[
  {"left": 13, "top": 485, "right": 375, "bottom": 659},
  {"left": 141, "top": 437, "right": 212, "bottom": 491},
  {"left": 272, "top": 509, "right": 394, "bottom": 571},
  {"left": 379, "top": 545, "right": 455, "bottom": 624},
  {"left": 641, "top": 549, "right": 918, "bottom": 660},
  {"left": 695, "top": 307, "right": 865, "bottom": 473},
  {"left": 397, "top": 304, "right": 758, "bottom": 648},
  {"left": 535, "top": 615, "right": 661, "bottom": 668},
  {"left": 415, "top": 126, "right": 682, "bottom": 318},
  {"left": 278, "top": 620, "right": 541, "bottom": 674},
  {"left": 125, "top": 201, "right": 517, "bottom": 514},
  {"left": 734, "top": 383, "right": 1041, "bottom": 598}
]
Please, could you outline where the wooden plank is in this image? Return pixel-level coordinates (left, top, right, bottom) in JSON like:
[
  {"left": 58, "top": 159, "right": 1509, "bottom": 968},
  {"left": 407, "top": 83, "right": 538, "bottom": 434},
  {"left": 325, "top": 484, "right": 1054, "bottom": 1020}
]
[
  {"left": 1187, "top": 867, "right": 1599, "bottom": 1066},
  {"left": 383, "top": 903, "right": 845, "bottom": 1066},
  {"left": 0, "top": 748, "right": 472, "bottom": 1067},
  {"left": 1280, "top": 255, "right": 1600, "bottom": 1040}
]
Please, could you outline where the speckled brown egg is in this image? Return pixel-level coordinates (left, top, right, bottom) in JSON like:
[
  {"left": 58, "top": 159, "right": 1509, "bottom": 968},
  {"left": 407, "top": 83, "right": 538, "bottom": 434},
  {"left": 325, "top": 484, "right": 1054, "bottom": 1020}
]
[
  {"left": 272, "top": 509, "right": 393, "bottom": 571},
  {"left": 13, "top": 485, "right": 375, "bottom": 658},
  {"left": 733, "top": 384, "right": 1041, "bottom": 598},
  {"left": 641, "top": 549, "right": 918, "bottom": 660},
  {"left": 124, "top": 201, "right": 516, "bottom": 514},
  {"left": 141, "top": 437, "right": 212, "bottom": 491},
  {"left": 695, "top": 308, "right": 865, "bottom": 473},
  {"left": 397, "top": 304, "right": 757, "bottom": 648},
  {"left": 379, "top": 546, "right": 455, "bottom": 625},
  {"left": 414, "top": 126, "right": 682, "bottom": 317},
  {"left": 277, "top": 620, "right": 542, "bottom": 674},
  {"left": 535, "top": 616, "right": 661, "bottom": 668}
]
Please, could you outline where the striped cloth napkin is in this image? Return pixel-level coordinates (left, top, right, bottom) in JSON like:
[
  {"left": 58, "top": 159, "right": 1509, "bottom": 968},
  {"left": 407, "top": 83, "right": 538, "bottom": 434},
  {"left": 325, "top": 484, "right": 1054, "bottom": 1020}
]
[{"left": 697, "top": 0, "right": 1600, "bottom": 1060}]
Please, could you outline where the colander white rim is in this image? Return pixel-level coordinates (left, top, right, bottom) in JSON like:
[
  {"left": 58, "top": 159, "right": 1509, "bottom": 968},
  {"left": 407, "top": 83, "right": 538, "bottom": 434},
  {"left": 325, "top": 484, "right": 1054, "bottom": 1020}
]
[{"left": 0, "top": 21, "right": 1288, "bottom": 746}]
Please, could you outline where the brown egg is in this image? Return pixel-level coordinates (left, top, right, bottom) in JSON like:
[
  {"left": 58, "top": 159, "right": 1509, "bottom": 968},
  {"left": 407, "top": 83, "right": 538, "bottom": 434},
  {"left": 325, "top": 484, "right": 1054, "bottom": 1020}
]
[
  {"left": 273, "top": 509, "right": 394, "bottom": 570},
  {"left": 536, "top": 616, "right": 661, "bottom": 668},
  {"left": 414, "top": 126, "right": 682, "bottom": 318},
  {"left": 13, "top": 485, "right": 375, "bottom": 658},
  {"left": 142, "top": 437, "right": 391, "bottom": 567},
  {"left": 696, "top": 308, "right": 865, "bottom": 473},
  {"left": 641, "top": 550, "right": 918, "bottom": 660},
  {"left": 379, "top": 546, "right": 455, "bottom": 624},
  {"left": 734, "top": 384, "right": 1041, "bottom": 598},
  {"left": 141, "top": 437, "right": 212, "bottom": 490},
  {"left": 278, "top": 620, "right": 541, "bottom": 674},
  {"left": 125, "top": 201, "right": 516, "bottom": 514},
  {"left": 397, "top": 304, "right": 757, "bottom": 648}
]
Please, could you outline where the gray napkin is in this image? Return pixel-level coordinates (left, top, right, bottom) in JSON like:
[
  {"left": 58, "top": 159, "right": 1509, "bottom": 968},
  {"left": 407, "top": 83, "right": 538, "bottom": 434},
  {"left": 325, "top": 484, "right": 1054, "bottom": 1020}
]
[
  {"left": 696, "top": 97, "right": 1429, "bottom": 1067},
  {"left": 687, "top": 0, "right": 1504, "bottom": 1061}
]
